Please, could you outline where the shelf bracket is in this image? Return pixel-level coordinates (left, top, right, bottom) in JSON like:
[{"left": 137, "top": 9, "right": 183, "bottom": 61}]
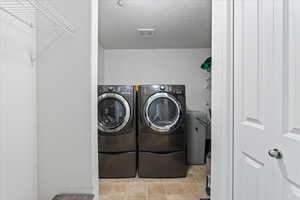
[
  {"left": 0, "top": 0, "right": 76, "bottom": 63},
  {"left": 31, "top": 30, "right": 65, "bottom": 63}
]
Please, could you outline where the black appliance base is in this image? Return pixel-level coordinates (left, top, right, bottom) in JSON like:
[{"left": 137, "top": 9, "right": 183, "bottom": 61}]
[
  {"left": 138, "top": 151, "right": 187, "bottom": 178},
  {"left": 99, "top": 152, "right": 136, "bottom": 178}
]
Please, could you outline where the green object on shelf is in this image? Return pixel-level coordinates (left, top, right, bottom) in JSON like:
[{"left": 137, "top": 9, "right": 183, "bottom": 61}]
[{"left": 201, "top": 57, "right": 211, "bottom": 71}]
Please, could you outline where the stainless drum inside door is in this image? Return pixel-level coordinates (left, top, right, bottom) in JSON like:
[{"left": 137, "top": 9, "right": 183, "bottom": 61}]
[
  {"left": 98, "top": 93, "right": 130, "bottom": 133},
  {"left": 144, "top": 92, "right": 181, "bottom": 133}
]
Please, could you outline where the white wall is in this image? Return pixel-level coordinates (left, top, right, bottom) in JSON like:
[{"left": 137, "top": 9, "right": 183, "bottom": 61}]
[
  {"left": 37, "top": 0, "right": 98, "bottom": 199},
  {"left": 98, "top": 45, "right": 104, "bottom": 84},
  {"left": 103, "top": 49, "right": 211, "bottom": 112},
  {"left": 0, "top": 12, "right": 37, "bottom": 200}
]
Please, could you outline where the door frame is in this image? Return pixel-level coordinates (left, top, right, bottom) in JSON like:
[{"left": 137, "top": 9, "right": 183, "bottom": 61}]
[
  {"left": 91, "top": 0, "right": 99, "bottom": 199},
  {"left": 211, "top": 0, "right": 234, "bottom": 200},
  {"left": 92, "top": 0, "right": 235, "bottom": 199}
]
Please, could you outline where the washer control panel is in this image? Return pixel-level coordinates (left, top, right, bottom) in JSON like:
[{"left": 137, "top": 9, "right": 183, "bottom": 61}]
[{"left": 98, "top": 85, "right": 133, "bottom": 95}]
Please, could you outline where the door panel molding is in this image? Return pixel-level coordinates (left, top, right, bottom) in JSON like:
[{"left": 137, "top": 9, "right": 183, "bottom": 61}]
[
  {"left": 240, "top": 0, "right": 265, "bottom": 129},
  {"left": 234, "top": 0, "right": 275, "bottom": 199},
  {"left": 281, "top": 0, "right": 300, "bottom": 139},
  {"left": 242, "top": 153, "right": 265, "bottom": 199},
  {"left": 243, "top": 152, "right": 264, "bottom": 169}
]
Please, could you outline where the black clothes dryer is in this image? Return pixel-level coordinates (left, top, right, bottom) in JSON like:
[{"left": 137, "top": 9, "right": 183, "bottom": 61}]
[
  {"left": 138, "top": 85, "right": 187, "bottom": 178},
  {"left": 98, "top": 85, "right": 136, "bottom": 178}
]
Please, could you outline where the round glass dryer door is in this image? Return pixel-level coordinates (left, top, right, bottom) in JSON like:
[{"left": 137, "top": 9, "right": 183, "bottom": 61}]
[
  {"left": 144, "top": 92, "right": 181, "bottom": 133},
  {"left": 98, "top": 93, "right": 130, "bottom": 133}
]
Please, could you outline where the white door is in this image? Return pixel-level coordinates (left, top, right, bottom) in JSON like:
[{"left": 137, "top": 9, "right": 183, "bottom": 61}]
[
  {"left": 273, "top": 0, "right": 300, "bottom": 199},
  {"left": 234, "top": 0, "right": 300, "bottom": 199}
]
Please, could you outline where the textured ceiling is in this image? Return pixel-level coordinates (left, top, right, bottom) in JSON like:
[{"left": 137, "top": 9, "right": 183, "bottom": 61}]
[{"left": 99, "top": 0, "right": 212, "bottom": 49}]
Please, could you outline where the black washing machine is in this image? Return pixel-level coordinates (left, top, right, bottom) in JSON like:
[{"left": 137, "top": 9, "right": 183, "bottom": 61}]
[
  {"left": 138, "top": 85, "right": 187, "bottom": 178},
  {"left": 98, "top": 85, "right": 136, "bottom": 178}
]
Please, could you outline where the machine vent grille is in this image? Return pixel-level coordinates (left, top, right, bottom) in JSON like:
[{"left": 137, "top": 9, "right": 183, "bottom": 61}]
[{"left": 137, "top": 29, "right": 156, "bottom": 38}]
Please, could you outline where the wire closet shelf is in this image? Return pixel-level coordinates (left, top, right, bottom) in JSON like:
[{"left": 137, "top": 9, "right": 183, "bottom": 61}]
[
  {"left": 0, "top": 0, "right": 75, "bottom": 62},
  {"left": 0, "top": 0, "right": 74, "bottom": 34}
]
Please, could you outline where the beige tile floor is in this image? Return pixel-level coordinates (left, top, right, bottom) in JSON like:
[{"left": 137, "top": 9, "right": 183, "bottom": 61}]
[{"left": 99, "top": 165, "right": 209, "bottom": 200}]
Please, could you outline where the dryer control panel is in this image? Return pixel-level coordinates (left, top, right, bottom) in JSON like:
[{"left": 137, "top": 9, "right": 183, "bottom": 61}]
[{"left": 152, "top": 85, "right": 185, "bottom": 96}]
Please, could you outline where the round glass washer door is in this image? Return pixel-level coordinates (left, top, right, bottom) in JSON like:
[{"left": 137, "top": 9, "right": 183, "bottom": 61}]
[
  {"left": 98, "top": 93, "right": 130, "bottom": 133},
  {"left": 144, "top": 92, "right": 181, "bottom": 133}
]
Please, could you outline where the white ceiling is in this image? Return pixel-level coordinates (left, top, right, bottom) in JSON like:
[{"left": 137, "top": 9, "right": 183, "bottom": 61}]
[{"left": 99, "top": 0, "right": 212, "bottom": 49}]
